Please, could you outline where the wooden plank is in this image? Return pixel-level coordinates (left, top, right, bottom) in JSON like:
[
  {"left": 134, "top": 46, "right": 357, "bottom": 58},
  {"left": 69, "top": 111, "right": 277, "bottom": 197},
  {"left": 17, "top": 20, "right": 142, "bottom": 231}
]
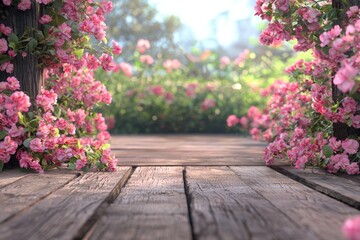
[
  {"left": 87, "top": 167, "right": 192, "bottom": 240},
  {"left": 0, "top": 171, "right": 78, "bottom": 223},
  {"left": 231, "top": 166, "right": 360, "bottom": 240},
  {"left": 272, "top": 166, "right": 360, "bottom": 209},
  {"left": 185, "top": 166, "right": 318, "bottom": 240},
  {"left": 111, "top": 135, "right": 269, "bottom": 166},
  {"left": 0, "top": 167, "right": 132, "bottom": 240},
  {"left": 0, "top": 170, "right": 28, "bottom": 189}
]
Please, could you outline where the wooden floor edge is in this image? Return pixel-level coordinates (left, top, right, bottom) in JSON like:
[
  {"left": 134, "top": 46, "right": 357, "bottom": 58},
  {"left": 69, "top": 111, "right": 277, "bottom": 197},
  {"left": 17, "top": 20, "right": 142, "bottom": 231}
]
[{"left": 270, "top": 166, "right": 360, "bottom": 210}]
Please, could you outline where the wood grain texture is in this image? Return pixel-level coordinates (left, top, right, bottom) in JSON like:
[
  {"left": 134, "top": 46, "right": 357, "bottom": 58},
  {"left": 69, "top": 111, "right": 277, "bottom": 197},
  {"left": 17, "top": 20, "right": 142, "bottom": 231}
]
[
  {"left": 87, "top": 167, "right": 192, "bottom": 240},
  {"left": 231, "top": 166, "right": 360, "bottom": 240},
  {"left": 272, "top": 166, "right": 360, "bottom": 209},
  {"left": 0, "top": 167, "right": 132, "bottom": 240},
  {"left": 185, "top": 166, "right": 317, "bottom": 240},
  {"left": 0, "top": 170, "right": 28, "bottom": 189},
  {"left": 111, "top": 135, "right": 272, "bottom": 166},
  {"left": 0, "top": 171, "right": 78, "bottom": 223}
]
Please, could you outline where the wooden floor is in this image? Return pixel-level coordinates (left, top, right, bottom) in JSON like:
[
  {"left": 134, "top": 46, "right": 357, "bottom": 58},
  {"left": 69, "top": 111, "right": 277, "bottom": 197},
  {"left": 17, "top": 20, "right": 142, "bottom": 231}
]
[{"left": 1, "top": 135, "right": 359, "bottom": 240}]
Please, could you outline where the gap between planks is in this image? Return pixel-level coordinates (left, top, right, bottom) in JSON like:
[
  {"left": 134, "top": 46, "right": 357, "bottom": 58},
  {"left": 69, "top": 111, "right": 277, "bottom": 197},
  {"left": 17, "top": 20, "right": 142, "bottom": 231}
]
[
  {"left": 0, "top": 167, "right": 134, "bottom": 240},
  {"left": 271, "top": 165, "right": 360, "bottom": 210}
]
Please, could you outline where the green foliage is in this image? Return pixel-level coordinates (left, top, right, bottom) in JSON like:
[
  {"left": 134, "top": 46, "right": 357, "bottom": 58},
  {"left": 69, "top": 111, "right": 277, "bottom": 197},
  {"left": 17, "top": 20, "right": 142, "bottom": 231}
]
[{"left": 98, "top": 46, "right": 306, "bottom": 134}]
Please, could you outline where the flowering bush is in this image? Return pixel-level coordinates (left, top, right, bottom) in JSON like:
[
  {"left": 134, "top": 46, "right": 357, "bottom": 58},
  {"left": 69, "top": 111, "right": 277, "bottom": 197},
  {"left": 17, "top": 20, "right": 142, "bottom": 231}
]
[
  {"left": 98, "top": 39, "right": 300, "bottom": 133},
  {"left": 228, "top": 1, "right": 360, "bottom": 175},
  {"left": 0, "top": 0, "right": 120, "bottom": 172}
]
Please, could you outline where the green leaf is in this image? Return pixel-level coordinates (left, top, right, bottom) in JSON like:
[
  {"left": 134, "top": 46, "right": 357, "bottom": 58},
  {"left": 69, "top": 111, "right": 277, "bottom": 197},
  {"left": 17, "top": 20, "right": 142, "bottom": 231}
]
[
  {"left": 23, "top": 138, "right": 32, "bottom": 148},
  {"left": 18, "top": 112, "right": 26, "bottom": 125},
  {"left": 0, "top": 54, "right": 11, "bottom": 64},
  {"left": 54, "top": 106, "right": 61, "bottom": 118},
  {"left": 100, "top": 143, "right": 111, "bottom": 150},
  {"left": 29, "top": 118, "right": 39, "bottom": 129},
  {"left": 74, "top": 48, "right": 84, "bottom": 59},
  {"left": 34, "top": 30, "right": 45, "bottom": 40},
  {"left": 8, "top": 33, "right": 18, "bottom": 44},
  {"left": 0, "top": 161, "right": 3, "bottom": 172},
  {"left": 28, "top": 38, "right": 38, "bottom": 52},
  {"left": 0, "top": 130, "right": 7, "bottom": 141},
  {"left": 68, "top": 162, "right": 76, "bottom": 170},
  {"left": 322, "top": 145, "right": 333, "bottom": 158}
]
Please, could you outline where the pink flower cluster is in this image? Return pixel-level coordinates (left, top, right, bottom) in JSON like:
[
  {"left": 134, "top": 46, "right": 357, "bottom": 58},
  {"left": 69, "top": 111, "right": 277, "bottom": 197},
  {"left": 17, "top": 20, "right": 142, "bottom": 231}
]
[
  {"left": 249, "top": 1, "right": 360, "bottom": 174},
  {"left": 228, "top": 79, "right": 360, "bottom": 174},
  {"left": 136, "top": 39, "right": 151, "bottom": 53},
  {"left": 163, "top": 59, "right": 181, "bottom": 73},
  {"left": 343, "top": 216, "right": 360, "bottom": 240},
  {"left": 1, "top": 0, "right": 120, "bottom": 74},
  {"left": 0, "top": 0, "right": 120, "bottom": 173}
]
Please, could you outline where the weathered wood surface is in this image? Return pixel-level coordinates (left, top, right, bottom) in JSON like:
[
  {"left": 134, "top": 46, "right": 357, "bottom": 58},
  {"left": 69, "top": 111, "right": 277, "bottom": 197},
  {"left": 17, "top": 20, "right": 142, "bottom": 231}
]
[
  {"left": 273, "top": 166, "right": 360, "bottom": 210},
  {"left": 0, "top": 136, "right": 359, "bottom": 240},
  {"left": 111, "top": 135, "right": 268, "bottom": 166},
  {"left": 0, "top": 170, "right": 28, "bottom": 189},
  {"left": 231, "top": 166, "right": 360, "bottom": 240},
  {"left": 87, "top": 167, "right": 192, "bottom": 240},
  {"left": 185, "top": 166, "right": 318, "bottom": 240},
  {"left": 0, "top": 171, "right": 78, "bottom": 223},
  {"left": 0, "top": 167, "right": 132, "bottom": 240}
]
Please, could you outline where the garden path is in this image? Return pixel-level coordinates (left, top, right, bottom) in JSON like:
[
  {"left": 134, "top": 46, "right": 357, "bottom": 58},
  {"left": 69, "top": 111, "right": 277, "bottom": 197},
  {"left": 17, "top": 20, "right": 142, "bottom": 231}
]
[{"left": 0, "top": 135, "right": 359, "bottom": 240}]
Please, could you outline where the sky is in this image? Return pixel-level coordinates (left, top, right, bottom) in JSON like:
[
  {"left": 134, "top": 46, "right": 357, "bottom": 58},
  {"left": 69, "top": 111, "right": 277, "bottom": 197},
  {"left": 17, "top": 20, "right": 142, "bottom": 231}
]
[{"left": 149, "top": 0, "right": 254, "bottom": 43}]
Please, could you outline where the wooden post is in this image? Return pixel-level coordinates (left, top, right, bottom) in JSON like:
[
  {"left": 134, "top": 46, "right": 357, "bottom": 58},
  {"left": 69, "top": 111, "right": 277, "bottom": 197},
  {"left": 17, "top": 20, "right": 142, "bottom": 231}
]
[
  {"left": 332, "top": 0, "right": 360, "bottom": 140},
  {"left": 0, "top": 3, "right": 44, "bottom": 167}
]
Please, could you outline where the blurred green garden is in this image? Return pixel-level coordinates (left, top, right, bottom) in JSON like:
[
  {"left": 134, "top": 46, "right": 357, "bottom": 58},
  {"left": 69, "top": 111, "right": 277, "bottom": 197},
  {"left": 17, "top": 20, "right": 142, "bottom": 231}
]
[{"left": 98, "top": 0, "right": 310, "bottom": 134}]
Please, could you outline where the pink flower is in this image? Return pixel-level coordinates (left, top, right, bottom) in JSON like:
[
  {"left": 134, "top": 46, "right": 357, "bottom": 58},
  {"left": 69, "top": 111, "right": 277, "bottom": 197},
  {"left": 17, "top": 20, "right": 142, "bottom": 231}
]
[
  {"left": 239, "top": 116, "right": 249, "bottom": 129},
  {"left": 36, "top": 89, "right": 57, "bottom": 112},
  {"left": 140, "top": 55, "right": 154, "bottom": 65},
  {"left": 319, "top": 25, "right": 342, "bottom": 47},
  {"left": 334, "top": 63, "right": 358, "bottom": 93},
  {"left": 0, "top": 24, "right": 12, "bottom": 36},
  {"left": 7, "top": 124, "right": 24, "bottom": 138},
  {"left": 36, "top": 0, "right": 53, "bottom": 4},
  {"left": 6, "top": 77, "right": 20, "bottom": 91},
  {"left": 112, "top": 41, "right": 122, "bottom": 55},
  {"left": 343, "top": 216, "right": 360, "bottom": 240},
  {"left": 342, "top": 139, "right": 359, "bottom": 154},
  {"left": 9, "top": 91, "right": 31, "bottom": 112},
  {"left": 220, "top": 56, "right": 231, "bottom": 68},
  {"left": 39, "top": 15, "right": 53, "bottom": 24},
  {"left": 150, "top": 85, "right": 164, "bottom": 96},
  {"left": 58, "top": 23, "right": 72, "bottom": 39},
  {"left": 75, "top": 157, "right": 87, "bottom": 170},
  {"left": 29, "top": 138, "right": 45, "bottom": 152},
  {"left": 295, "top": 156, "right": 308, "bottom": 169},
  {"left": 136, "top": 39, "right": 151, "bottom": 53},
  {"left": 250, "top": 128, "right": 261, "bottom": 141},
  {"left": 248, "top": 106, "right": 262, "bottom": 120},
  {"left": 165, "top": 92, "right": 174, "bottom": 104},
  {"left": 17, "top": 0, "right": 31, "bottom": 11},
  {"left": 329, "top": 137, "right": 342, "bottom": 151},
  {"left": 201, "top": 99, "right": 216, "bottom": 110},
  {"left": 275, "top": 0, "right": 290, "bottom": 12},
  {"left": 163, "top": 59, "right": 181, "bottom": 72},
  {"left": 227, "top": 115, "right": 239, "bottom": 127},
  {"left": 119, "top": 62, "right": 132, "bottom": 77},
  {"left": 0, "top": 38, "right": 8, "bottom": 53},
  {"left": 0, "top": 62, "right": 13, "bottom": 74},
  {"left": 2, "top": 0, "right": 11, "bottom": 6},
  {"left": 99, "top": 53, "right": 115, "bottom": 71},
  {"left": 346, "top": 163, "right": 359, "bottom": 175}
]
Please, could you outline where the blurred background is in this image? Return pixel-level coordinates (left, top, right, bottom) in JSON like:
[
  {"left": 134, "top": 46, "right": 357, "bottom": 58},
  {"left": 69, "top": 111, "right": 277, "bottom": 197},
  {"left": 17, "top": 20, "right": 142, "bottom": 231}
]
[{"left": 98, "top": 0, "right": 310, "bottom": 134}]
